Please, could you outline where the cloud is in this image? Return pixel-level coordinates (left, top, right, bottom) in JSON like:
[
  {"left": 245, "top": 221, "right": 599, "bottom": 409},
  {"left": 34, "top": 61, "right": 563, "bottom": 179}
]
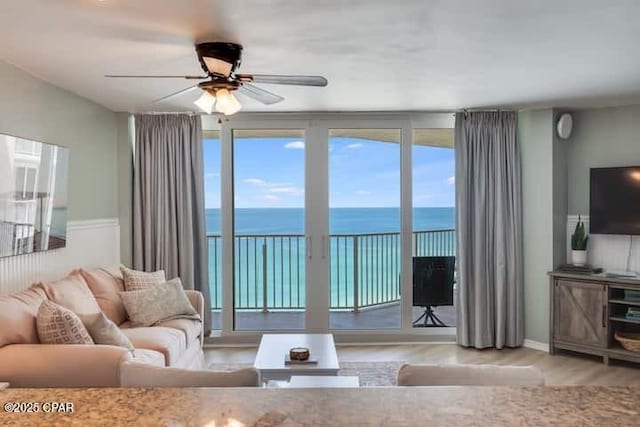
[
  {"left": 206, "top": 172, "right": 219, "bottom": 178},
  {"left": 244, "top": 178, "right": 268, "bottom": 187},
  {"left": 263, "top": 194, "right": 280, "bottom": 202},
  {"left": 284, "top": 140, "right": 305, "bottom": 150},
  {"left": 269, "top": 186, "right": 304, "bottom": 196},
  {"left": 355, "top": 190, "right": 371, "bottom": 195},
  {"left": 346, "top": 143, "right": 363, "bottom": 149},
  {"left": 243, "top": 178, "right": 290, "bottom": 188},
  {"left": 447, "top": 176, "right": 455, "bottom": 185}
]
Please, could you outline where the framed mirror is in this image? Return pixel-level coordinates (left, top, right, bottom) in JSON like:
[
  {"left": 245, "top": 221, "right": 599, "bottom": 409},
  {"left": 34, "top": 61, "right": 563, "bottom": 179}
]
[{"left": 0, "top": 133, "right": 69, "bottom": 258}]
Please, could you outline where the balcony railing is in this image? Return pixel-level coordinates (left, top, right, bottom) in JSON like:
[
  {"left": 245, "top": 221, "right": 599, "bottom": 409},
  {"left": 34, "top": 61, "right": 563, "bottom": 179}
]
[{"left": 207, "top": 229, "right": 455, "bottom": 311}]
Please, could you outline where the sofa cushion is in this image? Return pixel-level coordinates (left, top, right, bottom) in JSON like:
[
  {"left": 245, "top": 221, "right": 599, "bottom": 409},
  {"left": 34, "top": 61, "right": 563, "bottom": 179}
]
[
  {"left": 130, "top": 348, "right": 166, "bottom": 367},
  {"left": 120, "top": 365, "right": 258, "bottom": 388},
  {"left": 120, "top": 326, "right": 186, "bottom": 366},
  {"left": 156, "top": 318, "right": 201, "bottom": 344},
  {"left": 0, "top": 286, "right": 47, "bottom": 347},
  {"left": 79, "top": 312, "right": 134, "bottom": 351},
  {"left": 36, "top": 270, "right": 101, "bottom": 315},
  {"left": 120, "top": 278, "right": 199, "bottom": 327},
  {"left": 120, "top": 265, "right": 166, "bottom": 291},
  {"left": 80, "top": 268, "right": 127, "bottom": 325},
  {"left": 36, "top": 301, "right": 94, "bottom": 345}
]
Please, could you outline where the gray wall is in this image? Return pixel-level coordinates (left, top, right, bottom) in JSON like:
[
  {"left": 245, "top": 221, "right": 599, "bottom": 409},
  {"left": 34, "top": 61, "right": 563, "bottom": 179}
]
[
  {"left": 519, "top": 105, "right": 640, "bottom": 344},
  {"left": 567, "top": 105, "right": 640, "bottom": 215},
  {"left": 0, "top": 60, "right": 118, "bottom": 221},
  {"left": 520, "top": 109, "right": 555, "bottom": 344},
  {"left": 116, "top": 113, "right": 133, "bottom": 266},
  {"left": 552, "top": 112, "right": 568, "bottom": 268}
]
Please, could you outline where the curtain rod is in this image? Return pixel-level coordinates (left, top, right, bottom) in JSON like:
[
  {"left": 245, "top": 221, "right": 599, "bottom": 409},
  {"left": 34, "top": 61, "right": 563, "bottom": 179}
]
[
  {"left": 134, "top": 109, "right": 515, "bottom": 117},
  {"left": 452, "top": 108, "right": 517, "bottom": 118},
  {"left": 135, "top": 111, "right": 202, "bottom": 116}
]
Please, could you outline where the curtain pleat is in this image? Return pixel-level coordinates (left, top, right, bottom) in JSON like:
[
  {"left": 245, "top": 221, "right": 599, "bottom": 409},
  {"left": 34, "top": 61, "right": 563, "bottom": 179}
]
[
  {"left": 133, "top": 114, "right": 211, "bottom": 334},
  {"left": 455, "top": 111, "right": 524, "bottom": 349}
]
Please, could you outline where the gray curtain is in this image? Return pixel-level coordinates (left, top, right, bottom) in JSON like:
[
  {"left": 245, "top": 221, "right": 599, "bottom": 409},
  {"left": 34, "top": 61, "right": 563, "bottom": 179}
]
[
  {"left": 133, "top": 114, "right": 210, "bottom": 334},
  {"left": 455, "top": 111, "right": 524, "bottom": 349}
]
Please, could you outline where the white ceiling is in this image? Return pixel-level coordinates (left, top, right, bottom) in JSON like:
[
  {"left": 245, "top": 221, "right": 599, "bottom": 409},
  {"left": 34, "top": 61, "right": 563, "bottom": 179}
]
[{"left": 1, "top": 0, "right": 640, "bottom": 113}]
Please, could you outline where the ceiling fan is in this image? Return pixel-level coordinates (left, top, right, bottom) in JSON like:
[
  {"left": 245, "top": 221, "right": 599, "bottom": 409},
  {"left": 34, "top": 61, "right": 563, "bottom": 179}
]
[{"left": 105, "top": 42, "right": 328, "bottom": 115}]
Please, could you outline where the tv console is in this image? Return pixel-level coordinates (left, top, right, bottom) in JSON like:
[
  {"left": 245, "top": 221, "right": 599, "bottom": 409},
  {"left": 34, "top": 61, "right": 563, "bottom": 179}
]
[
  {"left": 605, "top": 270, "right": 638, "bottom": 279},
  {"left": 549, "top": 271, "right": 640, "bottom": 365}
]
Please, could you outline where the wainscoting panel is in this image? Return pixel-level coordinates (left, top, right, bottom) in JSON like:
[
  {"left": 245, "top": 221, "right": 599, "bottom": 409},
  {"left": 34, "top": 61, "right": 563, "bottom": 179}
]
[
  {"left": 567, "top": 215, "right": 640, "bottom": 272},
  {"left": 0, "top": 219, "right": 120, "bottom": 295}
]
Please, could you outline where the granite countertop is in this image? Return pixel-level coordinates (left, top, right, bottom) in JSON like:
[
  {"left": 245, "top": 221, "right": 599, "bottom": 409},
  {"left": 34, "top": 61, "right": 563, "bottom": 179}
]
[{"left": 1, "top": 386, "right": 639, "bottom": 426}]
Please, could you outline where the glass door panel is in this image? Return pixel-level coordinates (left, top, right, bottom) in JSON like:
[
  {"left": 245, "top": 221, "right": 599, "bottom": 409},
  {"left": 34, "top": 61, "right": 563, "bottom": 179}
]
[
  {"left": 411, "top": 128, "right": 456, "bottom": 328},
  {"left": 328, "top": 129, "right": 402, "bottom": 330},
  {"left": 232, "top": 129, "right": 306, "bottom": 330},
  {"left": 203, "top": 131, "right": 222, "bottom": 331}
]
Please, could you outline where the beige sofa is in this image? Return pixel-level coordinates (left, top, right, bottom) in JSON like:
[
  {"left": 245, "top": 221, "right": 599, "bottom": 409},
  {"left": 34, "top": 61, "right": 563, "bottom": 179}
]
[{"left": 0, "top": 267, "right": 207, "bottom": 388}]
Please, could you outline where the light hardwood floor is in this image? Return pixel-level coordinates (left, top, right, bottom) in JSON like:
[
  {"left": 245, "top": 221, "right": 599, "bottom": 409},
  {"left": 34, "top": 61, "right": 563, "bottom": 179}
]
[{"left": 205, "top": 343, "right": 640, "bottom": 385}]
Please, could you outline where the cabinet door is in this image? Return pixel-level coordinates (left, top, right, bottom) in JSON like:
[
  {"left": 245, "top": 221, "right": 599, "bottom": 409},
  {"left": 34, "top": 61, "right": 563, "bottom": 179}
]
[{"left": 554, "top": 280, "right": 607, "bottom": 348}]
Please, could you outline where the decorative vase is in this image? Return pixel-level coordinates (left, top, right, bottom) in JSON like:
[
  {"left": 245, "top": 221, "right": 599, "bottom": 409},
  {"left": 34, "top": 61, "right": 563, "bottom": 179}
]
[{"left": 571, "top": 250, "right": 587, "bottom": 266}]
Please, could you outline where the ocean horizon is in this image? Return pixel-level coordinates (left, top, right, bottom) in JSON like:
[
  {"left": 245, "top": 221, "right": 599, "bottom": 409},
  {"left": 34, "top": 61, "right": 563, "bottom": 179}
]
[{"left": 206, "top": 207, "right": 455, "bottom": 234}]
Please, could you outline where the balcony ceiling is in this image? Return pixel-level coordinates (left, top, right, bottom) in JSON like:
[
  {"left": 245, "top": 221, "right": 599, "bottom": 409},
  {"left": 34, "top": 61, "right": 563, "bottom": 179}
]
[{"left": 1, "top": 1, "right": 640, "bottom": 113}]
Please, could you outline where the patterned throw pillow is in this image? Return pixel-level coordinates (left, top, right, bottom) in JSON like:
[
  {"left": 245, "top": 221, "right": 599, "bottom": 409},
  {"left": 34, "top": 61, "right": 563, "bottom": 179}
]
[
  {"left": 36, "top": 300, "right": 94, "bottom": 345},
  {"left": 120, "top": 265, "right": 166, "bottom": 291},
  {"left": 79, "top": 311, "right": 135, "bottom": 351},
  {"left": 120, "top": 278, "right": 199, "bottom": 327}
]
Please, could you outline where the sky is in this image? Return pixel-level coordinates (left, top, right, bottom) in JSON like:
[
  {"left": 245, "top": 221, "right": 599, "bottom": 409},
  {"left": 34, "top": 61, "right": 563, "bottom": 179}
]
[{"left": 203, "top": 135, "right": 454, "bottom": 209}]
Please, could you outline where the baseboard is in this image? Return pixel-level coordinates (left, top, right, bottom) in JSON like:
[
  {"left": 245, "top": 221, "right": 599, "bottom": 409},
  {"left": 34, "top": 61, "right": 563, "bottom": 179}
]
[{"left": 523, "top": 339, "right": 549, "bottom": 353}]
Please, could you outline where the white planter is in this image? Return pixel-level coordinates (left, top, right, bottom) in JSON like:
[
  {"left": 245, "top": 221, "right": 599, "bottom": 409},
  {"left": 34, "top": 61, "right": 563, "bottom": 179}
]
[{"left": 571, "top": 250, "right": 587, "bottom": 266}]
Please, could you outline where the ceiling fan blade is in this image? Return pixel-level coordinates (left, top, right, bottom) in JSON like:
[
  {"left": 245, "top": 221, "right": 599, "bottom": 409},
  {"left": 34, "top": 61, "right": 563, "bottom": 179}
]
[
  {"left": 236, "top": 74, "right": 328, "bottom": 87},
  {"left": 105, "top": 74, "right": 208, "bottom": 80},
  {"left": 237, "top": 83, "right": 284, "bottom": 105},
  {"left": 152, "top": 85, "right": 200, "bottom": 103}
]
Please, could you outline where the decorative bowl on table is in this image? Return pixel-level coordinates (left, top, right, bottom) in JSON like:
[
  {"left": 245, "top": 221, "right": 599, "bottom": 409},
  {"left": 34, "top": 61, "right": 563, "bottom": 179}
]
[{"left": 289, "top": 347, "right": 310, "bottom": 361}]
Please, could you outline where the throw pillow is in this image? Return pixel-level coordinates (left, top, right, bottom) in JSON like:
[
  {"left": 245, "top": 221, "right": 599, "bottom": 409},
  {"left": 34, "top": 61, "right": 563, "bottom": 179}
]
[
  {"left": 79, "top": 311, "right": 135, "bottom": 351},
  {"left": 120, "top": 265, "right": 166, "bottom": 291},
  {"left": 120, "top": 278, "right": 198, "bottom": 327},
  {"left": 36, "top": 300, "right": 94, "bottom": 345},
  {"left": 34, "top": 270, "right": 102, "bottom": 315},
  {"left": 80, "top": 268, "right": 128, "bottom": 325}
]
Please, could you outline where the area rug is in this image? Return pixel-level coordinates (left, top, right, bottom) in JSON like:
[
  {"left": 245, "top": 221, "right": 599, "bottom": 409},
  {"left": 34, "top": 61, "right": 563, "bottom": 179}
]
[{"left": 207, "top": 361, "right": 404, "bottom": 387}]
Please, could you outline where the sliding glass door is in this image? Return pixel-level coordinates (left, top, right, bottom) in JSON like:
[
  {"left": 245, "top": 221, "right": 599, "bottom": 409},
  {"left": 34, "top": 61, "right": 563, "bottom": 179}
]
[
  {"left": 232, "top": 129, "right": 306, "bottom": 331},
  {"left": 411, "top": 129, "right": 456, "bottom": 328},
  {"left": 209, "top": 114, "right": 456, "bottom": 336},
  {"left": 203, "top": 131, "right": 222, "bottom": 330},
  {"left": 328, "top": 129, "right": 402, "bottom": 330}
]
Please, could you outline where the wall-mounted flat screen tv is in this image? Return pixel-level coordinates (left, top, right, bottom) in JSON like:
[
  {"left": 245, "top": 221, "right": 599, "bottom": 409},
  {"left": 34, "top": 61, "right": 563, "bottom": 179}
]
[
  {"left": 0, "top": 133, "right": 69, "bottom": 258},
  {"left": 590, "top": 166, "right": 640, "bottom": 235}
]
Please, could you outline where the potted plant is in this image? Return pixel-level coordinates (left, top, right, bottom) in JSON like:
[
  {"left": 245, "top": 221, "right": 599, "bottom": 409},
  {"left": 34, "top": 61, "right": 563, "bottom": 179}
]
[{"left": 571, "top": 216, "right": 589, "bottom": 266}]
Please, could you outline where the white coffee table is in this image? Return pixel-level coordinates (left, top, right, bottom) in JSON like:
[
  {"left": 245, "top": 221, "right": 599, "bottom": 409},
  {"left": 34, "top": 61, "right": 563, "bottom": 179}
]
[
  {"left": 288, "top": 375, "right": 359, "bottom": 388},
  {"left": 254, "top": 334, "right": 339, "bottom": 383}
]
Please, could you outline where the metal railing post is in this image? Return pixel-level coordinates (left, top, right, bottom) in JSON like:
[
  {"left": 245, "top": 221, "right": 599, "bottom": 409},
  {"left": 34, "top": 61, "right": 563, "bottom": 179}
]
[
  {"left": 262, "top": 241, "right": 268, "bottom": 313},
  {"left": 353, "top": 236, "right": 359, "bottom": 313}
]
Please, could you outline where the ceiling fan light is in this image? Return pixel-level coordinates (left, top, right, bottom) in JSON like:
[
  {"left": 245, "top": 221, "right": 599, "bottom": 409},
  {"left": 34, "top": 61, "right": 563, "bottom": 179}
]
[
  {"left": 215, "top": 89, "right": 242, "bottom": 115},
  {"left": 194, "top": 91, "right": 216, "bottom": 114},
  {"left": 203, "top": 57, "right": 234, "bottom": 77}
]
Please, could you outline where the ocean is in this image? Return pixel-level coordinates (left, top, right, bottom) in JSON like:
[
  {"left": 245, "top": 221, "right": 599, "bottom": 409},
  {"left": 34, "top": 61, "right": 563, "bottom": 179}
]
[
  {"left": 205, "top": 207, "right": 455, "bottom": 310},
  {"left": 205, "top": 207, "right": 455, "bottom": 234}
]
